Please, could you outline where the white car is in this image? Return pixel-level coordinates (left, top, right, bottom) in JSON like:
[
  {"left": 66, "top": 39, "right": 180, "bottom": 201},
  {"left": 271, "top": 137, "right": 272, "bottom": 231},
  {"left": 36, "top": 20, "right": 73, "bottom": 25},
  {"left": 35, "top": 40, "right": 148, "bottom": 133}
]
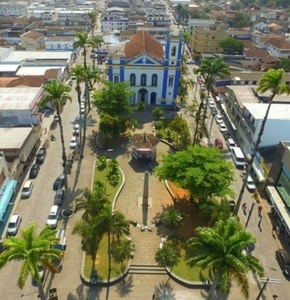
[
  {"left": 226, "top": 138, "right": 236, "bottom": 150},
  {"left": 7, "top": 215, "right": 21, "bottom": 235},
  {"left": 46, "top": 205, "right": 60, "bottom": 229},
  {"left": 208, "top": 100, "right": 215, "bottom": 109},
  {"left": 69, "top": 136, "right": 78, "bottom": 149},
  {"left": 219, "top": 122, "right": 228, "bottom": 133},
  {"left": 80, "top": 104, "right": 85, "bottom": 114},
  {"left": 215, "top": 114, "right": 223, "bottom": 124},
  {"left": 246, "top": 175, "right": 256, "bottom": 192},
  {"left": 187, "top": 60, "right": 195, "bottom": 64}
]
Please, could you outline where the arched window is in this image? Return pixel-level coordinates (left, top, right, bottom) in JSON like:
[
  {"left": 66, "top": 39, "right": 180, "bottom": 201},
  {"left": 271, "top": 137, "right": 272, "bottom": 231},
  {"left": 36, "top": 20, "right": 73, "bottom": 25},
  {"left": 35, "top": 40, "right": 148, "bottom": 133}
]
[
  {"left": 151, "top": 74, "right": 158, "bottom": 86},
  {"left": 168, "top": 76, "right": 174, "bottom": 86},
  {"left": 130, "top": 73, "right": 136, "bottom": 86},
  {"left": 113, "top": 74, "right": 119, "bottom": 84},
  {"left": 141, "top": 74, "right": 147, "bottom": 86}
]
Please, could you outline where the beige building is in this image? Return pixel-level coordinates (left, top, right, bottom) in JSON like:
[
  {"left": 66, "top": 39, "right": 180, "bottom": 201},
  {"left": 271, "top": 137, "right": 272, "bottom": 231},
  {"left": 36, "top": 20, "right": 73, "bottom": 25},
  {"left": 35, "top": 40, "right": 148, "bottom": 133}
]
[
  {"left": 20, "top": 31, "right": 45, "bottom": 51},
  {"left": 191, "top": 22, "right": 229, "bottom": 57}
]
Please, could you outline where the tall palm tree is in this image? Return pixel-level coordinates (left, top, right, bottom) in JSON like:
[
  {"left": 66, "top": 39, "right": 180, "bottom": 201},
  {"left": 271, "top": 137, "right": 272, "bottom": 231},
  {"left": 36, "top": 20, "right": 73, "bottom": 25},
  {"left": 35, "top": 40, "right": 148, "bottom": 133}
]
[
  {"left": 73, "top": 32, "right": 94, "bottom": 68},
  {"left": 234, "top": 69, "right": 290, "bottom": 215},
  {"left": 195, "top": 58, "right": 230, "bottom": 126},
  {"left": 41, "top": 80, "right": 71, "bottom": 206},
  {"left": 187, "top": 217, "right": 264, "bottom": 299},
  {"left": 155, "top": 244, "right": 181, "bottom": 273},
  {"left": 182, "top": 31, "right": 191, "bottom": 57},
  {"left": 162, "top": 208, "right": 182, "bottom": 231},
  {"left": 74, "top": 183, "right": 108, "bottom": 222},
  {"left": 0, "top": 223, "right": 61, "bottom": 300},
  {"left": 91, "top": 35, "right": 104, "bottom": 69},
  {"left": 70, "top": 64, "right": 86, "bottom": 149},
  {"left": 111, "top": 239, "right": 135, "bottom": 268},
  {"left": 193, "top": 91, "right": 206, "bottom": 145},
  {"left": 87, "top": 11, "right": 97, "bottom": 38}
]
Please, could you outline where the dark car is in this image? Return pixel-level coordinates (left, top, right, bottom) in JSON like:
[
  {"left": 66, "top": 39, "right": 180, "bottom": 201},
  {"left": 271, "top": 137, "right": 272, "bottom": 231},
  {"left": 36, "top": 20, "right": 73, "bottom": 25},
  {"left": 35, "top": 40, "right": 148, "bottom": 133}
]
[
  {"left": 276, "top": 249, "right": 290, "bottom": 276},
  {"left": 36, "top": 148, "right": 46, "bottom": 164},
  {"left": 29, "top": 164, "right": 40, "bottom": 179},
  {"left": 53, "top": 174, "right": 65, "bottom": 191},
  {"left": 54, "top": 189, "right": 65, "bottom": 206}
]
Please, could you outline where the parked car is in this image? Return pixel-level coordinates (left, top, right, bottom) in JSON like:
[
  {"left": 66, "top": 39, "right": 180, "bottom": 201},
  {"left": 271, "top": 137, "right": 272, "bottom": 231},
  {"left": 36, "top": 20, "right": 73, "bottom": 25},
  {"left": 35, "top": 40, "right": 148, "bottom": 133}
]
[
  {"left": 187, "top": 59, "right": 195, "bottom": 64},
  {"left": 36, "top": 148, "right": 47, "bottom": 164},
  {"left": 21, "top": 181, "right": 33, "bottom": 198},
  {"left": 7, "top": 215, "right": 21, "bottom": 235},
  {"left": 29, "top": 164, "right": 40, "bottom": 179},
  {"left": 80, "top": 104, "right": 85, "bottom": 114},
  {"left": 54, "top": 189, "right": 65, "bottom": 207},
  {"left": 276, "top": 249, "right": 290, "bottom": 276},
  {"left": 200, "top": 84, "right": 206, "bottom": 90},
  {"left": 167, "top": 105, "right": 181, "bottom": 111},
  {"left": 246, "top": 175, "right": 256, "bottom": 192},
  {"left": 228, "top": 200, "right": 236, "bottom": 213},
  {"left": 53, "top": 174, "right": 65, "bottom": 191},
  {"left": 54, "top": 115, "right": 59, "bottom": 122},
  {"left": 218, "top": 122, "right": 228, "bottom": 133},
  {"left": 46, "top": 205, "right": 60, "bottom": 229},
  {"left": 215, "top": 114, "right": 223, "bottom": 124},
  {"left": 208, "top": 100, "right": 215, "bottom": 109},
  {"left": 70, "top": 136, "right": 78, "bottom": 149},
  {"left": 226, "top": 138, "right": 236, "bottom": 150},
  {"left": 32, "top": 266, "right": 45, "bottom": 285},
  {"left": 211, "top": 107, "right": 218, "bottom": 116}
]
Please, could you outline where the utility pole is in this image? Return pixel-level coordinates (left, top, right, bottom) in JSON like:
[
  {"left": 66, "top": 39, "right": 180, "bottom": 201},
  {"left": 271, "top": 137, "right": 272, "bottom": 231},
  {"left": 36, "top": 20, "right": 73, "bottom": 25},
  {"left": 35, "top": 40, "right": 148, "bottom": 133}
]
[{"left": 256, "top": 278, "right": 281, "bottom": 300}]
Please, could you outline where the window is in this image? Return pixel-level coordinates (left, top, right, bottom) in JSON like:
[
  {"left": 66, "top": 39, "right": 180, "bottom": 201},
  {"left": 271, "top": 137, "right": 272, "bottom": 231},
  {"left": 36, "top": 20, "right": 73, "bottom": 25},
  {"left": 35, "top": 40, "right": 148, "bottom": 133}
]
[
  {"left": 114, "top": 75, "right": 119, "bottom": 84},
  {"left": 171, "top": 46, "right": 176, "bottom": 56},
  {"left": 151, "top": 74, "right": 157, "bottom": 86},
  {"left": 141, "top": 74, "right": 147, "bottom": 86},
  {"left": 277, "top": 167, "right": 290, "bottom": 209},
  {"left": 130, "top": 73, "right": 136, "bottom": 86},
  {"left": 168, "top": 77, "right": 174, "bottom": 86}
]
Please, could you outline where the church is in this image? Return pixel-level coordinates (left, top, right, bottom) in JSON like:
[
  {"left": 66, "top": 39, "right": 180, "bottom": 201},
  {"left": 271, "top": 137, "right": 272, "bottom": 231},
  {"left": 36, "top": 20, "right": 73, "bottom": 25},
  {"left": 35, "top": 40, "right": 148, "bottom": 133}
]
[{"left": 107, "top": 31, "right": 182, "bottom": 106}]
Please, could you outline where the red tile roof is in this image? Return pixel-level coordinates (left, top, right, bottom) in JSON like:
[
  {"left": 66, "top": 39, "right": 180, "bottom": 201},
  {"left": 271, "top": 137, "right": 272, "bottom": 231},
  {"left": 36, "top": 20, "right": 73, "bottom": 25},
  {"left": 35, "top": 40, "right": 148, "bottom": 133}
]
[
  {"left": 44, "top": 69, "right": 60, "bottom": 79},
  {"left": 21, "top": 31, "right": 43, "bottom": 40},
  {"left": 5, "top": 76, "right": 45, "bottom": 87},
  {"left": 124, "top": 31, "right": 163, "bottom": 60},
  {"left": 243, "top": 40, "right": 278, "bottom": 63},
  {"left": 263, "top": 35, "right": 290, "bottom": 49}
]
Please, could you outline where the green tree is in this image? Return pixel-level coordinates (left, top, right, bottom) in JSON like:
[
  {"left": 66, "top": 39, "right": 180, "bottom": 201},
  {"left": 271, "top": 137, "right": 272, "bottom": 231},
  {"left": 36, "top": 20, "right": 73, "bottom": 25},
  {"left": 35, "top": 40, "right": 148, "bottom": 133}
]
[
  {"left": 155, "top": 244, "right": 181, "bottom": 273},
  {"left": 152, "top": 107, "right": 163, "bottom": 120},
  {"left": 182, "top": 31, "right": 192, "bottom": 57},
  {"left": 99, "top": 114, "right": 127, "bottom": 139},
  {"left": 155, "top": 146, "right": 234, "bottom": 202},
  {"left": 41, "top": 80, "right": 71, "bottom": 206},
  {"left": 92, "top": 35, "right": 104, "bottom": 68},
  {"left": 162, "top": 207, "right": 182, "bottom": 231},
  {"left": 73, "top": 32, "right": 94, "bottom": 68},
  {"left": 234, "top": 69, "right": 290, "bottom": 215},
  {"left": 220, "top": 37, "right": 244, "bottom": 54},
  {"left": 111, "top": 239, "right": 135, "bottom": 267},
  {"left": 87, "top": 11, "right": 97, "bottom": 38},
  {"left": 274, "top": 58, "right": 290, "bottom": 72},
  {"left": 107, "top": 159, "right": 120, "bottom": 187},
  {"left": 70, "top": 64, "right": 86, "bottom": 147},
  {"left": 187, "top": 217, "right": 264, "bottom": 299},
  {"left": 232, "top": 12, "right": 252, "bottom": 28},
  {"left": 198, "top": 198, "right": 231, "bottom": 225},
  {"left": 74, "top": 185, "right": 108, "bottom": 221},
  {"left": 195, "top": 58, "right": 230, "bottom": 126},
  {"left": 0, "top": 223, "right": 61, "bottom": 300}
]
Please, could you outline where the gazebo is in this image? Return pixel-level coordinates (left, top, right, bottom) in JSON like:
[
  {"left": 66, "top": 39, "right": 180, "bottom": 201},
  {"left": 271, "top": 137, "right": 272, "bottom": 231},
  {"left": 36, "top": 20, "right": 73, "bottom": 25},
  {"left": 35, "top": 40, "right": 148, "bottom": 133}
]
[{"left": 130, "top": 132, "right": 159, "bottom": 162}]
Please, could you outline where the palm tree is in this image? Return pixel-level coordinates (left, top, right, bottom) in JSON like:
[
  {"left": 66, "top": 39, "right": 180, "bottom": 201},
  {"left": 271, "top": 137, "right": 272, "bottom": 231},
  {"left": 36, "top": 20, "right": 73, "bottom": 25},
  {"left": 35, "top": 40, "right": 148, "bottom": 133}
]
[
  {"left": 162, "top": 208, "right": 182, "bottom": 231},
  {"left": 73, "top": 32, "right": 94, "bottom": 68},
  {"left": 234, "top": 69, "right": 290, "bottom": 215},
  {"left": 91, "top": 35, "right": 104, "bottom": 69},
  {"left": 187, "top": 217, "right": 264, "bottom": 299},
  {"left": 198, "top": 198, "right": 231, "bottom": 225},
  {"left": 87, "top": 11, "right": 97, "bottom": 38},
  {"left": 193, "top": 91, "right": 206, "bottom": 145},
  {"left": 74, "top": 184, "right": 108, "bottom": 221},
  {"left": 111, "top": 239, "right": 135, "bottom": 267},
  {"left": 0, "top": 223, "right": 61, "bottom": 300},
  {"left": 41, "top": 80, "right": 71, "bottom": 207},
  {"left": 177, "top": 8, "right": 190, "bottom": 24},
  {"left": 70, "top": 64, "right": 86, "bottom": 149},
  {"left": 155, "top": 244, "right": 181, "bottom": 273},
  {"left": 182, "top": 31, "right": 191, "bottom": 57},
  {"left": 195, "top": 58, "right": 230, "bottom": 126}
]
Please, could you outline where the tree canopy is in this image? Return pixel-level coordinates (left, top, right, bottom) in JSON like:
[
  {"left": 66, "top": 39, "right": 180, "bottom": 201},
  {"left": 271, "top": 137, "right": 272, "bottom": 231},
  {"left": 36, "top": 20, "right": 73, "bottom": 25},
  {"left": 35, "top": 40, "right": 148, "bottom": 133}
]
[
  {"left": 155, "top": 146, "right": 234, "bottom": 201},
  {"left": 220, "top": 38, "right": 244, "bottom": 54},
  {"left": 232, "top": 12, "right": 252, "bottom": 28},
  {"left": 274, "top": 58, "right": 290, "bottom": 72}
]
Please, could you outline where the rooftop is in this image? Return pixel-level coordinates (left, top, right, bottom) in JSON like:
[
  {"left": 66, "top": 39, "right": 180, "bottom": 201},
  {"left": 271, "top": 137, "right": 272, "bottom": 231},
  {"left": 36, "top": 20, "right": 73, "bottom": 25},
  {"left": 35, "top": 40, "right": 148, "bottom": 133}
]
[
  {"left": 0, "top": 76, "right": 45, "bottom": 87},
  {"left": 46, "top": 36, "right": 75, "bottom": 41},
  {"left": 0, "top": 127, "right": 33, "bottom": 150},
  {"left": 124, "top": 31, "right": 163, "bottom": 60},
  {"left": 21, "top": 31, "right": 43, "bottom": 39},
  {"left": 263, "top": 35, "right": 290, "bottom": 49},
  {"left": 227, "top": 86, "right": 258, "bottom": 107},
  {"left": 244, "top": 103, "right": 290, "bottom": 120},
  {"left": 16, "top": 66, "right": 62, "bottom": 76},
  {"left": 0, "top": 87, "right": 42, "bottom": 110}
]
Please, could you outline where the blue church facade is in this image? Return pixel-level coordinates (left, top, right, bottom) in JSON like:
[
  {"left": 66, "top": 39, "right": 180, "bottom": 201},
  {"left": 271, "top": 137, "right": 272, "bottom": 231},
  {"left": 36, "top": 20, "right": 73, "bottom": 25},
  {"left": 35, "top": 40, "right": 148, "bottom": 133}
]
[{"left": 107, "top": 31, "right": 182, "bottom": 105}]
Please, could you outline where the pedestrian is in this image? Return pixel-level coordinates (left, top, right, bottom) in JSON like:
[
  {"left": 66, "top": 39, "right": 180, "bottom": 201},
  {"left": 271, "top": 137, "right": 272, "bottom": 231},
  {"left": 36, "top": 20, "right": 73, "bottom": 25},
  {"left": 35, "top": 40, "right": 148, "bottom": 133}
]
[
  {"left": 258, "top": 205, "right": 262, "bottom": 217},
  {"left": 242, "top": 203, "right": 247, "bottom": 210},
  {"left": 152, "top": 294, "right": 155, "bottom": 300}
]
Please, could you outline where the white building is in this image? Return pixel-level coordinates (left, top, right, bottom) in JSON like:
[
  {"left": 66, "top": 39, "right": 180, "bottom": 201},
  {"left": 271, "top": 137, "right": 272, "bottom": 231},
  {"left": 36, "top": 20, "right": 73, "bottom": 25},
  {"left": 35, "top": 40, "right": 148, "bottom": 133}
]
[
  {"left": 102, "top": 16, "right": 128, "bottom": 33},
  {"left": 45, "top": 36, "right": 75, "bottom": 51},
  {"left": 0, "top": 87, "right": 44, "bottom": 126},
  {"left": 108, "top": 31, "right": 182, "bottom": 105},
  {"left": 0, "top": 2, "right": 28, "bottom": 17}
]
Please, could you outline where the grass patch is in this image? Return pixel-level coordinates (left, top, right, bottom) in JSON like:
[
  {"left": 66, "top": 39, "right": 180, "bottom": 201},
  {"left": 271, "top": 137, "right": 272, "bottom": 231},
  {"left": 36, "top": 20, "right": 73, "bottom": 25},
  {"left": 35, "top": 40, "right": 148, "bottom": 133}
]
[
  {"left": 83, "top": 160, "right": 124, "bottom": 280},
  {"left": 84, "top": 234, "right": 127, "bottom": 280},
  {"left": 94, "top": 160, "right": 121, "bottom": 203}
]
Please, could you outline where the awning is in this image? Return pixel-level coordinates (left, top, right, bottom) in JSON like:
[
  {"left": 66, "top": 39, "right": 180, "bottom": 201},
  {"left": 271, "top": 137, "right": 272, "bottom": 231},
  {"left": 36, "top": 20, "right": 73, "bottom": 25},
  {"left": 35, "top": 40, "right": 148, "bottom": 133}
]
[
  {"left": 267, "top": 186, "right": 290, "bottom": 236},
  {"left": 252, "top": 160, "right": 265, "bottom": 182},
  {"left": 220, "top": 104, "right": 236, "bottom": 131},
  {"left": 0, "top": 179, "right": 17, "bottom": 221}
]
